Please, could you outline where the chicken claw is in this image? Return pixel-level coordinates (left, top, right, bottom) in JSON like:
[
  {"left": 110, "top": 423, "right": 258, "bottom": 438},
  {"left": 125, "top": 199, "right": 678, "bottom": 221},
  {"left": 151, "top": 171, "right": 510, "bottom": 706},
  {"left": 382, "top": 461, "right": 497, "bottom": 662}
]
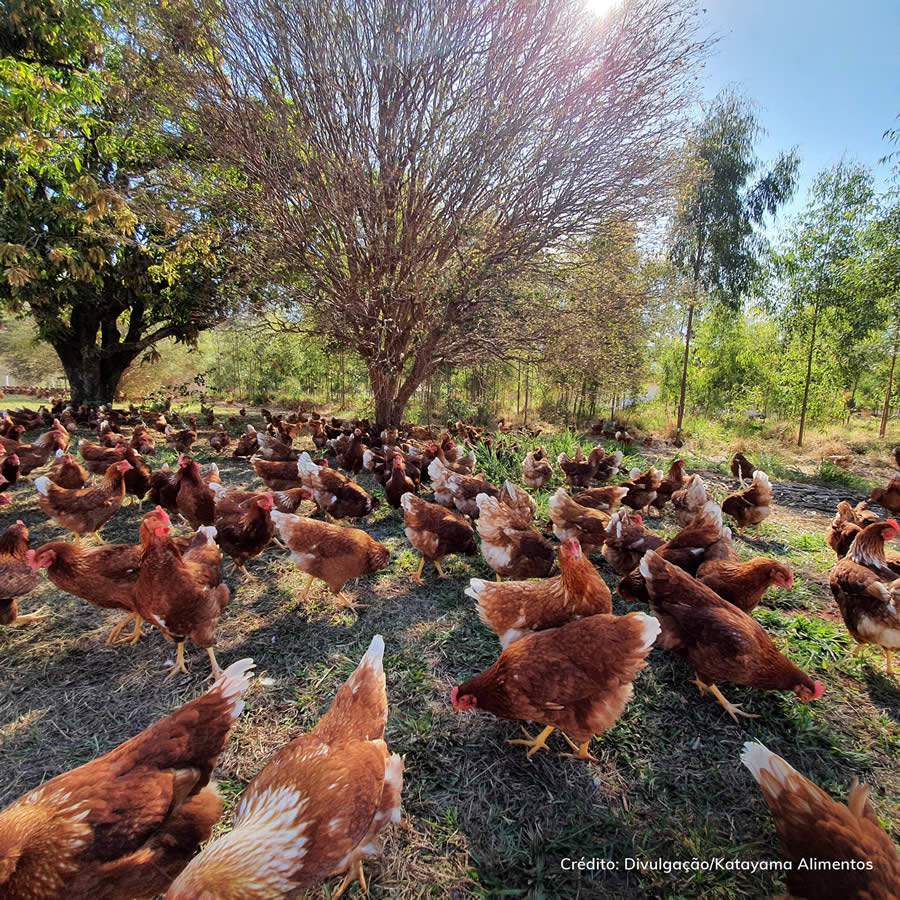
[
  {"left": 706, "top": 682, "right": 759, "bottom": 722},
  {"left": 164, "top": 642, "right": 189, "bottom": 681},
  {"left": 105, "top": 612, "right": 142, "bottom": 645},
  {"left": 433, "top": 558, "right": 447, "bottom": 579},
  {"left": 507, "top": 724, "right": 555, "bottom": 758},
  {"left": 560, "top": 733, "right": 599, "bottom": 763},
  {"left": 332, "top": 858, "right": 367, "bottom": 899}
]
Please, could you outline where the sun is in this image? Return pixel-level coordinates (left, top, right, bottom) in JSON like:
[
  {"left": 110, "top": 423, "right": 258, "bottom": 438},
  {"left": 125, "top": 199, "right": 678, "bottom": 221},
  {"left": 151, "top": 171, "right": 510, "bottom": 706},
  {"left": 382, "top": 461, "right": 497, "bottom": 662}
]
[{"left": 583, "top": 0, "right": 621, "bottom": 17}]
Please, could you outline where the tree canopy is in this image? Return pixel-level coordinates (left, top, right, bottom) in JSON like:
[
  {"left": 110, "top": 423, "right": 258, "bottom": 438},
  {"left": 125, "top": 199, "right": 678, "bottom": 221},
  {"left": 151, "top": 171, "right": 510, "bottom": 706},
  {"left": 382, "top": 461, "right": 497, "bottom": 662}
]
[
  {"left": 171, "top": 0, "right": 708, "bottom": 425},
  {"left": 0, "top": 0, "right": 249, "bottom": 404}
]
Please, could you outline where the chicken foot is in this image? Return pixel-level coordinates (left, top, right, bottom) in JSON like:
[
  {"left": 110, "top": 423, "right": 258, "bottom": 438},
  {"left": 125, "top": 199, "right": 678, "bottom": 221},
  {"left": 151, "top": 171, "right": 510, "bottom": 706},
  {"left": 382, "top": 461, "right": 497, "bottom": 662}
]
[
  {"left": 560, "top": 732, "right": 599, "bottom": 763},
  {"left": 332, "top": 858, "right": 367, "bottom": 900},
  {"left": 164, "top": 642, "right": 189, "bottom": 680},
  {"left": 105, "top": 612, "right": 143, "bottom": 645},
  {"left": 508, "top": 724, "right": 556, "bottom": 758},
  {"left": 693, "top": 677, "right": 758, "bottom": 722},
  {"left": 10, "top": 608, "right": 49, "bottom": 626}
]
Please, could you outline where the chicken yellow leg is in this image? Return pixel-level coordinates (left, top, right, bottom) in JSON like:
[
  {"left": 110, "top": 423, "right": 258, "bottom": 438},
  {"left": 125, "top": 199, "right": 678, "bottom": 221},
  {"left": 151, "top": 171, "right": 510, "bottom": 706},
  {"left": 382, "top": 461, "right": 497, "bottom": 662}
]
[
  {"left": 508, "top": 724, "right": 555, "bottom": 758},
  {"left": 164, "top": 642, "right": 189, "bottom": 680},
  {"left": 411, "top": 556, "right": 426, "bottom": 585},
  {"left": 560, "top": 732, "right": 599, "bottom": 763},
  {"left": 105, "top": 612, "right": 142, "bottom": 645},
  {"left": 701, "top": 680, "right": 759, "bottom": 722},
  {"left": 11, "top": 608, "right": 49, "bottom": 626},
  {"left": 206, "top": 647, "right": 223, "bottom": 680},
  {"left": 885, "top": 648, "right": 895, "bottom": 676},
  {"left": 332, "top": 858, "right": 367, "bottom": 900},
  {"left": 300, "top": 574, "right": 316, "bottom": 601},
  {"left": 433, "top": 558, "right": 447, "bottom": 579}
]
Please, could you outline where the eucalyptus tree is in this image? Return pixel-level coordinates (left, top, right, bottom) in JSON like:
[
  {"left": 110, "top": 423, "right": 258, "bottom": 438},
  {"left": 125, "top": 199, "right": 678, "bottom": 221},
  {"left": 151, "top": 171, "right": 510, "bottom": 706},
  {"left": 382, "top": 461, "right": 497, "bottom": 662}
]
[
  {"left": 772, "top": 163, "right": 875, "bottom": 445},
  {"left": 668, "top": 90, "right": 798, "bottom": 436},
  {"left": 171, "top": 0, "right": 709, "bottom": 426}
]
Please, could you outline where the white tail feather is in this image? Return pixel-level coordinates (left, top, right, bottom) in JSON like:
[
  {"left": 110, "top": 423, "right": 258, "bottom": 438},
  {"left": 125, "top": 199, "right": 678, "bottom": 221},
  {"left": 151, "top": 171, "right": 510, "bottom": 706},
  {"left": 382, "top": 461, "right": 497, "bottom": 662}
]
[
  {"left": 211, "top": 658, "right": 256, "bottom": 720},
  {"left": 740, "top": 741, "right": 794, "bottom": 796},
  {"left": 34, "top": 476, "right": 51, "bottom": 496},
  {"left": 630, "top": 611, "right": 661, "bottom": 651}
]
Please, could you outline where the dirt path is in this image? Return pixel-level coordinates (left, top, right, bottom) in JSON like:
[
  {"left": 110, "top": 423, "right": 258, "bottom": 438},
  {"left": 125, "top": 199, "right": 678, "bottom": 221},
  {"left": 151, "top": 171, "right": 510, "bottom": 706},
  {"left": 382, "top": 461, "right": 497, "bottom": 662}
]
[{"left": 697, "top": 469, "right": 874, "bottom": 519}]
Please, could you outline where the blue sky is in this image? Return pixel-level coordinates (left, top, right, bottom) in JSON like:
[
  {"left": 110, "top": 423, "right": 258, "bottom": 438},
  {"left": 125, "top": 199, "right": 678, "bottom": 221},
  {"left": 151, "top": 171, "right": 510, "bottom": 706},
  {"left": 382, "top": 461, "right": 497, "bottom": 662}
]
[{"left": 698, "top": 0, "right": 899, "bottom": 228}]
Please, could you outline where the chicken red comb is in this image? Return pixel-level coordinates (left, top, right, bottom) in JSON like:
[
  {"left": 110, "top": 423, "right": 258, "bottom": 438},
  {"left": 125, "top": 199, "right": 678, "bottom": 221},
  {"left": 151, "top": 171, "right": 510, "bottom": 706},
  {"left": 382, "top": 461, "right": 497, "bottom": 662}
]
[
  {"left": 888, "top": 518, "right": 899, "bottom": 530},
  {"left": 811, "top": 680, "right": 825, "bottom": 700},
  {"left": 450, "top": 686, "right": 459, "bottom": 707},
  {"left": 154, "top": 505, "right": 172, "bottom": 525},
  {"left": 633, "top": 514, "right": 643, "bottom": 526}
]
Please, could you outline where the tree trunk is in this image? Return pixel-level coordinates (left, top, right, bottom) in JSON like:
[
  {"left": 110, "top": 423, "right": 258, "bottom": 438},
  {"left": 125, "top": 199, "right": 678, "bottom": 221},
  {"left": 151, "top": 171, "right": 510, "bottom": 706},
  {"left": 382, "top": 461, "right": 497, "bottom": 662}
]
[
  {"left": 675, "top": 288, "right": 697, "bottom": 437},
  {"left": 55, "top": 342, "right": 132, "bottom": 406},
  {"left": 879, "top": 325, "right": 899, "bottom": 438},
  {"left": 797, "top": 297, "right": 821, "bottom": 448},
  {"left": 523, "top": 364, "right": 531, "bottom": 427}
]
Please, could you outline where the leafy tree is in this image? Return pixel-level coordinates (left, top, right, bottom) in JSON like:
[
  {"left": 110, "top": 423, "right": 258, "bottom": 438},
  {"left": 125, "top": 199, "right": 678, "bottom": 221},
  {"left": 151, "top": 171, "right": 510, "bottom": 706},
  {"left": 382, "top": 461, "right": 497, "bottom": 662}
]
[
  {"left": 542, "top": 222, "right": 654, "bottom": 422},
  {"left": 668, "top": 90, "right": 798, "bottom": 435},
  {"left": 173, "top": 0, "right": 708, "bottom": 426},
  {"left": 0, "top": 0, "right": 249, "bottom": 404},
  {"left": 771, "top": 162, "right": 876, "bottom": 445},
  {"left": 841, "top": 199, "right": 900, "bottom": 435}
]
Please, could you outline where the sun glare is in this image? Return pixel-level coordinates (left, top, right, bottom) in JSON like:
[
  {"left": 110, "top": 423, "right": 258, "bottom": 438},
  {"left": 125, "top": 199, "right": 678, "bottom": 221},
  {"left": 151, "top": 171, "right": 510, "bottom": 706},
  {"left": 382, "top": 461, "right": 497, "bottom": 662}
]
[{"left": 583, "top": 0, "right": 621, "bottom": 17}]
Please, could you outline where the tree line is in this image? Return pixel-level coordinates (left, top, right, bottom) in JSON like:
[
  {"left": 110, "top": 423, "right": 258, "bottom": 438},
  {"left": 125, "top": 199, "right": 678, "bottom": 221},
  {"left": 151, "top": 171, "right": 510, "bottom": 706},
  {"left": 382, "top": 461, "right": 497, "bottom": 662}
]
[{"left": 1, "top": 0, "right": 897, "bottom": 437}]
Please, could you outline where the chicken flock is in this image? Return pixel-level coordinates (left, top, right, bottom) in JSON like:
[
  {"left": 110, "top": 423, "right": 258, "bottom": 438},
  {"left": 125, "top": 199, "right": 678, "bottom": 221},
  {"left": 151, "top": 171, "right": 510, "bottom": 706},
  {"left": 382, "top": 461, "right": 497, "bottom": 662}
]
[{"left": 0, "top": 402, "right": 897, "bottom": 898}]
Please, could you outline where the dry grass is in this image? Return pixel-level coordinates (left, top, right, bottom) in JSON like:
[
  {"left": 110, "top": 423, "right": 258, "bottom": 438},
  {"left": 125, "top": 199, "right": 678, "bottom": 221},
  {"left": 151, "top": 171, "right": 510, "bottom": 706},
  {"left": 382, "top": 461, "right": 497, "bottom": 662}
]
[{"left": 1, "top": 414, "right": 898, "bottom": 899}]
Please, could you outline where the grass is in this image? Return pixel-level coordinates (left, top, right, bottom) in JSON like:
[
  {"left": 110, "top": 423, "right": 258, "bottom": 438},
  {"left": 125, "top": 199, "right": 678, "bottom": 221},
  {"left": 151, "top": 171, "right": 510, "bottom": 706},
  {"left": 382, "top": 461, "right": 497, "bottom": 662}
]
[{"left": 1, "top": 412, "right": 898, "bottom": 899}]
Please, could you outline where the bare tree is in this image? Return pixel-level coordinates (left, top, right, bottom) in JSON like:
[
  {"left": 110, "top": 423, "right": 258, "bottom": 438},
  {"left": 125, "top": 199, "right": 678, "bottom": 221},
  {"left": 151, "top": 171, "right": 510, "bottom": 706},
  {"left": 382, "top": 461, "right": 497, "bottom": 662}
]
[{"left": 175, "top": 0, "right": 708, "bottom": 425}]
